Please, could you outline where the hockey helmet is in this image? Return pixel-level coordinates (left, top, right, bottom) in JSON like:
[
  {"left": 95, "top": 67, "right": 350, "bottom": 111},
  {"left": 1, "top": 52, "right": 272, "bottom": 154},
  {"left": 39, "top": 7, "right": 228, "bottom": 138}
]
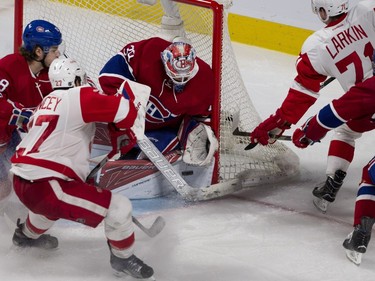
[
  {"left": 22, "top": 20, "right": 62, "bottom": 53},
  {"left": 311, "top": 0, "right": 349, "bottom": 23},
  {"left": 48, "top": 58, "right": 87, "bottom": 89},
  {"left": 161, "top": 40, "right": 199, "bottom": 87}
]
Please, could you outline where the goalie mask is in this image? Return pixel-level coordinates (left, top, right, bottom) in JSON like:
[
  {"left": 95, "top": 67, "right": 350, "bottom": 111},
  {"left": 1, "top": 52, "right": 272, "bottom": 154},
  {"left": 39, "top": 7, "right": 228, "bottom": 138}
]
[
  {"left": 22, "top": 20, "right": 62, "bottom": 54},
  {"left": 311, "top": 0, "right": 349, "bottom": 23},
  {"left": 161, "top": 41, "right": 199, "bottom": 92},
  {"left": 48, "top": 58, "right": 87, "bottom": 89}
]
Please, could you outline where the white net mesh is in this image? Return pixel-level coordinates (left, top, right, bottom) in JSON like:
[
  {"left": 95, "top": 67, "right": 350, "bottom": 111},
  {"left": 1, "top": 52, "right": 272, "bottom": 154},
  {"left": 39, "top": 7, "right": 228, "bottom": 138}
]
[{"left": 22, "top": 0, "right": 299, "bottom": 187}]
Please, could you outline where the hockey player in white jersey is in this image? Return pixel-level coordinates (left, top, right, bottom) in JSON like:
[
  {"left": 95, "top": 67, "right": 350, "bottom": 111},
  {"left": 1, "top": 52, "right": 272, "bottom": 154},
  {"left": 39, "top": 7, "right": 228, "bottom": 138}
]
[
  {"left": 249, "top": 0, "right": 375, "bottom": 213},
  {"left": 9, "top": 58, "right": 155, "bottom": 280}
]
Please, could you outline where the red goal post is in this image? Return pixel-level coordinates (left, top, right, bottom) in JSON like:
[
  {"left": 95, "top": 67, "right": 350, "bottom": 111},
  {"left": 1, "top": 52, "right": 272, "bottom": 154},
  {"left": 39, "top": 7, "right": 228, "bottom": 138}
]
[{"left": 14, "top": 0, "right": 299, "bottom": 189}]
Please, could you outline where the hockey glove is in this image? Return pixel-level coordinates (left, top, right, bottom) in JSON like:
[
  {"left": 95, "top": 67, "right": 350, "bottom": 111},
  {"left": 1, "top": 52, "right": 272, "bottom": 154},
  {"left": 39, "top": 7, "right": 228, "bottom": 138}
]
[
  {"left": 119, "top": 80, "right": 150, "bottom": 140},
  {"left": 250, "top": 109, "right": 291, "bottom": 145},
  {"left": 107, "top": 123, "right": 137, "bottom": 159},
  {"left": 292, "top": 116, "right": 324, "bottom": 148},
  {"left": 178, "top": 118, "right": 218, "bottom": 166},
  {"left": 8, "top": 100, "right": 34, "bottom": 133}
]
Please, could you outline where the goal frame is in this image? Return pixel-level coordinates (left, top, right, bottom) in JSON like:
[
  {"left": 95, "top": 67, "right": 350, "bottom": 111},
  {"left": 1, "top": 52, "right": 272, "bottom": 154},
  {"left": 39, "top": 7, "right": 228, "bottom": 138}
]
[{"left": 13, "top": 0, "right": 300, "bottom": 194}]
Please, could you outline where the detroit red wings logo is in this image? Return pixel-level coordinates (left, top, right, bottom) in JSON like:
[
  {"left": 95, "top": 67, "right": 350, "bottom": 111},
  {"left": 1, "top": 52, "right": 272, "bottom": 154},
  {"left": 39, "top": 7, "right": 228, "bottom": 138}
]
[{"left": 146, "top": 95, "right": 178, "bottom": 123}]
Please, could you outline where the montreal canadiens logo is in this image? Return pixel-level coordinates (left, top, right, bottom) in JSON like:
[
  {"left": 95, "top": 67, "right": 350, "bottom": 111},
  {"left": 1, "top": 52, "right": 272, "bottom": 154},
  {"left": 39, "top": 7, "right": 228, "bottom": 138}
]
[
  {"left": 173, "top": 58, "right": 192, "bottom": 72},
  {"left": 146, "top": 95, "right": 177, "bottom": 123}
]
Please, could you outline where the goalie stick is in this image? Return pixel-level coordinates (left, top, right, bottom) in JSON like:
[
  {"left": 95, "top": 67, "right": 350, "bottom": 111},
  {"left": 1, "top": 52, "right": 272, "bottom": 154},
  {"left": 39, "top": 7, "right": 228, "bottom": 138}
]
[
  {"left": 136, "top": 135, "right": 242, "bottom": 201},
  {"left": 233, "top": 77, "right": 335, "bottom": 150}
]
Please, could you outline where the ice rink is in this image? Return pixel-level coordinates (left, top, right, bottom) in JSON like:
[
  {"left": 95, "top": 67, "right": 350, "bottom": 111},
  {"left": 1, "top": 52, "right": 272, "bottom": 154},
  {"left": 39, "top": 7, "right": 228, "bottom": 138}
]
[{"left": 1, "top": 1, "right": 375, "bottom": 280}]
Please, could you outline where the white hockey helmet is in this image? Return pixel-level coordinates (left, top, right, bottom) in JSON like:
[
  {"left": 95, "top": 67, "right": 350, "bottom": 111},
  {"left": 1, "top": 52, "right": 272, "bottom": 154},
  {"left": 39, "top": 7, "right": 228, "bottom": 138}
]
[
  {"left": 311, "top": 0, "right": 349, "bottom": 23},
  {"left": 49, "top": 57, "right": 87, "bottom": 89}
]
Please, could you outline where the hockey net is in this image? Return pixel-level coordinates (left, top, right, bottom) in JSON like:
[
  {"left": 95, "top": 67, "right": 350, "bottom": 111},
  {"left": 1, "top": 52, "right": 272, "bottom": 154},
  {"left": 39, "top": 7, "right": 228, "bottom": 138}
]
[{"left": 16, "top": 0, "right": 299, "bottom": 190}]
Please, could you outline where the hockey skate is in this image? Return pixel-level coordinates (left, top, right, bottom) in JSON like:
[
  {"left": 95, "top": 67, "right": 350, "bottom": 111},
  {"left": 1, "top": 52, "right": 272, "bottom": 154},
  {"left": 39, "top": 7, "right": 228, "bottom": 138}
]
[
  {"left": 312, "top": 170, "right": 346, "bottom": 213},
  {"left": 12, "top": 219, "right": 58, "bottom": 250},
  {"left": 343, "top": 216, "right": 375, "bottom": 265},
  {"left": 109, "top": 244, "right": 155, "bottom": 280}
]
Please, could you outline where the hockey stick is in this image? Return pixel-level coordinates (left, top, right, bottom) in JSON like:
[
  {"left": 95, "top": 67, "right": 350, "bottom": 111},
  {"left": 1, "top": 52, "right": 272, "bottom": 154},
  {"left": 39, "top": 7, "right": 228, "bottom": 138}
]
[
  {"left": 132, "top": 216, "right": 166, "bottom": 238},
  {"left": 233, "top": 77, "right": 335, "bottom": 150},
  {"left": 320, "top": 77, "right": 335, "bottom": 89},
  {"left": 137, "top": 135, "right": 241, "bottom": 201},
  {"left": 87, "top": 155, "right": 109, "bottom": 180},
  {"left": 136, "top": 137, "right": 198, "bottom": 201},
  {"left": 232, "top": 127, "right": 291, "bottom": 150}
]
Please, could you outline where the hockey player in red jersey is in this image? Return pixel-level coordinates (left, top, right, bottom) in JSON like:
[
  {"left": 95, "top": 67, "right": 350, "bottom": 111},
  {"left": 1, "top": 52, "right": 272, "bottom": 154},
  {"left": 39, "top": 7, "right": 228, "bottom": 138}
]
[
  {"left": 99, "top": 36, "right": 218, "bottom": 167},
  {"left": 292, "top": 74, "right": 375, "bottom": 265},
  {"left": 0, "top": 19, "right": 62, "bottom": 203},
  {"left": 10, "top": 58, "right": 154, "bottom": 279},
  {"left": 249, "top": 0, "right": 375, "bottom": 213}
]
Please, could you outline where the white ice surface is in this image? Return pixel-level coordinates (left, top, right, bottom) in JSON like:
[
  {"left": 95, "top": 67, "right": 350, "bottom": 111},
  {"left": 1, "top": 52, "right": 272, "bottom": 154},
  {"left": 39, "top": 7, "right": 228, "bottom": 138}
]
[{"left": 1, "top": 2, "right": 375, "bottom": 280}]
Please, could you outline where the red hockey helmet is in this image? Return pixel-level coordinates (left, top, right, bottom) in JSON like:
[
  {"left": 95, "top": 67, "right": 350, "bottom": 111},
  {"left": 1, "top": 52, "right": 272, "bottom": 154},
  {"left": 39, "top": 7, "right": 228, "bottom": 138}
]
[{"left": 161, "top": 41, "right": 199, "bottom": 87}]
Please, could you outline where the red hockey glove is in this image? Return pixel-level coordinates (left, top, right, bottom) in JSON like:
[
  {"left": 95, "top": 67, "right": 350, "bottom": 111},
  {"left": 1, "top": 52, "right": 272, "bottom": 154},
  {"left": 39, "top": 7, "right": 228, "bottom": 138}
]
[
  {"left": 292, "top": 129, "right": 313, "bottom": 148},
  {"left": 250, "top": 109, "right": 291, "bottom": 145},
  {"left": 292, "top": 116, "right": 323, "bottom": 148},
  {"left": 107, "top": 123, "right": 137, "bottom": 159}
]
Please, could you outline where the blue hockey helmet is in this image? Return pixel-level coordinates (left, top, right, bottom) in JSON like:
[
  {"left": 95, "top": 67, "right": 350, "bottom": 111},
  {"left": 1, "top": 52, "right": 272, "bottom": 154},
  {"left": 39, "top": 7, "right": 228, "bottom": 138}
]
[{"left": 22, "top": 20, "right": 62, "bottom": 53}]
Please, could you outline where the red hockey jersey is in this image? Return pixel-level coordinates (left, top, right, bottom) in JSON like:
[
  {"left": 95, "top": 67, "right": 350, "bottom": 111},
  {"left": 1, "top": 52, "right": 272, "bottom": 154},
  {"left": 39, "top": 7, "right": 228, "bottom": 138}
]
[
  {"left": 98, "top": 37, "right": 214, "bottom": 131},
  {"left": 0, "top": 53, "right": 53, "bottom": 144}
]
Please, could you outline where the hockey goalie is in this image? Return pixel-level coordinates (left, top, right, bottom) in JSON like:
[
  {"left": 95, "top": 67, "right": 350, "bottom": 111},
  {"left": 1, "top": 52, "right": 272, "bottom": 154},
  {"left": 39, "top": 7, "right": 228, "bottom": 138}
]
[{"left": 91, "top": 35, "right": 219, "bottom": 199}]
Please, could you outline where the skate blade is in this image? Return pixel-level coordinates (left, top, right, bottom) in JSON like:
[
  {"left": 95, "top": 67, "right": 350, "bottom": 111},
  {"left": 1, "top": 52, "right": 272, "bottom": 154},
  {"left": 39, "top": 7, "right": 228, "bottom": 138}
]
[
  {"left": 113, "top": 270, "right": 156, "bottom": 280},
  {"left": 312, "top": 197, "right": 329, "bottom": 213},
  {"left": 345, "top": 249, "right": 362, "bottom": 265}
]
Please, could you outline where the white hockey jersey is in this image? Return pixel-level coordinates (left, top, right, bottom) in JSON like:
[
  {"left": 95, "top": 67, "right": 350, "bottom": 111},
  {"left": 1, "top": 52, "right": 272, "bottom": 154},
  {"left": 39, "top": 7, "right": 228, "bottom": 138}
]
[
  {"left": 281, "top": 0, "right": 375, "bottom": 124},
  {"left": 10, "top": 85, "right": 136, "bottom": 182}
]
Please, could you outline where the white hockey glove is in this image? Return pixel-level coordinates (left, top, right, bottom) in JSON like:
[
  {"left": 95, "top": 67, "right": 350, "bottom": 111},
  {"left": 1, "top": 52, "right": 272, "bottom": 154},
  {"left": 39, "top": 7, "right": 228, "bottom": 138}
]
[
  {"left": 117, "top": 79, "right": 151, "bottom": 140},
  {"left": 108, "top": 80, "right": 150, "bottom": 159},
  {"left": 181, "top": 122, "right": 218, "bottom": 166}
]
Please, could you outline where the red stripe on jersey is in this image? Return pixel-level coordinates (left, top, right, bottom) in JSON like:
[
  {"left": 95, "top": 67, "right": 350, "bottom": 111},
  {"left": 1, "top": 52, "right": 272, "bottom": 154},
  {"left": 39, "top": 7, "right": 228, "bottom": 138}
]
[
  {"left": 11, "top": 154, "right": 83, "bottom": 182},
  {"left": 79, "top": 87, "right": 136, "bottom": 129}
]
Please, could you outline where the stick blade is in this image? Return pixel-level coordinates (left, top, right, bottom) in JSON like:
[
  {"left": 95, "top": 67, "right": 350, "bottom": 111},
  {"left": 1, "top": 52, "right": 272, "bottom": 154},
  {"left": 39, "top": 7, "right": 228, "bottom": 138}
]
[{"left": 149, "top": 216, "right": 166, "bottom": 237}]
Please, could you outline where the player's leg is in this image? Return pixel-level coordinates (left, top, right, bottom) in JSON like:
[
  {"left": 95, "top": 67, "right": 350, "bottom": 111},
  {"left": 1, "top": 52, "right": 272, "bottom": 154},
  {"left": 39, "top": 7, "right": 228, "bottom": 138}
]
[
  {"left": 312, "top": 124, "right": 359, "bottom": 212},
  {"left": 105, "top": 194, "right": 154, "bottom": 279},
  {"left": 343, "top": 158, "right": 375, "bottom": 265},
  {"left": 13, "top": 175, "right": 154, "bottom": 278}
]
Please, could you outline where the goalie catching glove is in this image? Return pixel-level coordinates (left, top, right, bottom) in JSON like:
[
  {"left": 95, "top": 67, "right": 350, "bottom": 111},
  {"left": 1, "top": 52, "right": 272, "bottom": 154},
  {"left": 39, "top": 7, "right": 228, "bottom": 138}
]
[{"left": 178, "top": 118, "right": 218, "bottom": 166}]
